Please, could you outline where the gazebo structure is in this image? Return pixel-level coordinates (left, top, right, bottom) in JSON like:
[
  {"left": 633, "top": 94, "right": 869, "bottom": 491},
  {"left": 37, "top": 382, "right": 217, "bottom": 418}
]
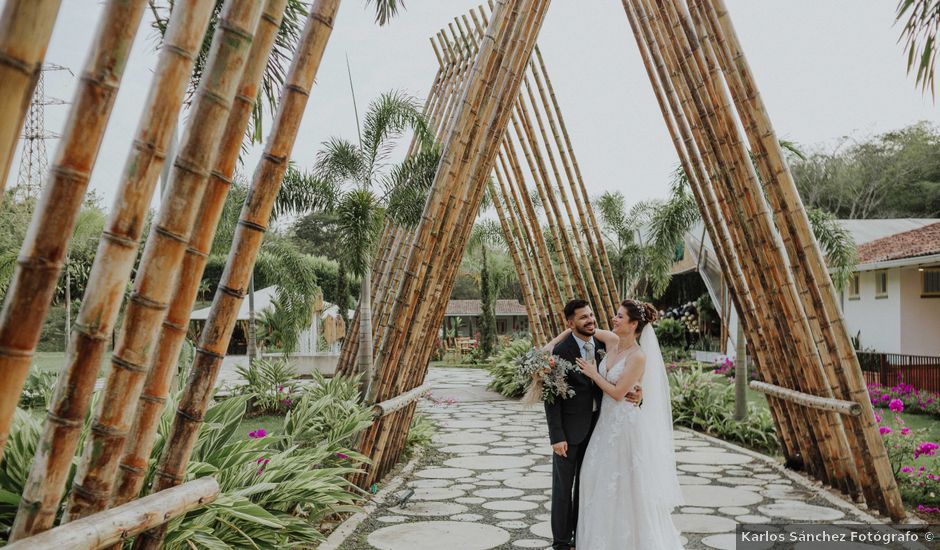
[{"left": 0, "top": 0, "right": 906, "bottom": 546}]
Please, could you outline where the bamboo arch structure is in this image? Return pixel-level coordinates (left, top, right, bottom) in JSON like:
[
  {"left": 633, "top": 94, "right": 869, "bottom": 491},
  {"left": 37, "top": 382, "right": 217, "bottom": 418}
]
[{"left": 0, "top": 0, "right": 906, "bottom": 546}]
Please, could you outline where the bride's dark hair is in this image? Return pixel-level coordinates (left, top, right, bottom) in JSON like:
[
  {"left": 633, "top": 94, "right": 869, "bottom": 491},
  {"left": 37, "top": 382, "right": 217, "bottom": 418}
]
[{"left": 621, "top": 299, "right": 658, "bottom": 334}]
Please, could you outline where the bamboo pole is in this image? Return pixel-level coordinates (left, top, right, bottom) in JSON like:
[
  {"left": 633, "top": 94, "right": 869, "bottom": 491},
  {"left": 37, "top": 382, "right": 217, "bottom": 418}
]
[
  {"left": 361, "top": 0, "right": 549, "bottom": 484},
  {"left": 749, "top": 382, "right": 862, "bottom": 416},
  {"left": 135, "top": 3, "right": 340, "bottom": 547},
  {"left": 0, "top": 0, "right": 62, "bottom": 194},
  {"left": 530, "top": 45, "right": 621, "bottom": 306},
  {"left": 377, "top": 0, "right": 550, "bottom": 482},
  {"left": 638, "top": 0, "right": 833, "bottom": 481},
  {"left": 696, "top": 0, "right": 902, "bottom": 517},
  {"left": 5, "top": 478, "right": 219, "bottom": 550},
  {"left": 372, "top": 382, "right": 433, "bottom": 418},
  {"left": 111, "top": 0, "right": 287, "bottom": 509},
  {"left": 647, "top": 0, "right": 854, "bottom": 493},
  {"left": 64, "top": 0, "right": 266, "bottom": 522},
  {"left": 0, "top": 0, "right": 147, "bottom": 462},
  {"left": 622, "top": 0, "right": 803, "bottom": 466},
  {"left": 10, "top": 1, "right": 217, "bottom": 539}
]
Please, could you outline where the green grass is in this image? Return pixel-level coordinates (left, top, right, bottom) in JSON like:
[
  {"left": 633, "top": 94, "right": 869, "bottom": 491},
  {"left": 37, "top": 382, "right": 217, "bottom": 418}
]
[
  {"left": 428, "top": 361, "right": 484, "bottom": 369},
  {"left": 31, "top": 351, "right": 112, "bottom": 375}
]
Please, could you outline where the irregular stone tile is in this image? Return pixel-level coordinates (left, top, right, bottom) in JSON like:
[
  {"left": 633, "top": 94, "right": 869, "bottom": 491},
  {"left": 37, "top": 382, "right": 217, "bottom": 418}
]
[
  {"left": 534, "top": 513, "right": 551, "bottom": 522},
  {"left": 755, "top": 473, "right": 783, "bottom": 481},
  {"left": 702, "top": 533, "right": 737, "bottom": 549},
  {"left": 476, "top": 480, "right": 502, "bottom": 486},
  {"left": 389, "top": 502, "right": 468, "bottom": 517},
  {"left": 416, "top": 467, "right": 475, "bottom": 479},
  {"left": 440, "top": 444, "right": 489, "bottom": 454},
  {"left": 530, "top": 521, "right": 553, "bottom": 539},
  {"left": 504, "top": 475, "right": 553, "bottom": 490},
  {"left": 367, "top": 521, "right": 510, "bottom": 550},
  {"left": 497, "top": 520, "right": 529, "bottom": 529},
  {"left": 487, "top": 447, "right": 526, "bottom": 455},
  {"left": 699, "top": 473, "right": 723, "bottom": 479},
  {"left": 531, "top": 464, "right": 553, "bottom": 473},
  {"left": 736, "top": 514, "right": 772, "bottom": 523},
  {"left": 758, "top": 501, "right": 845, "bottom": 521},
  {"left": 478, "top": 471, "right": 517, "bottom": 481},
  {"left": 473, "top": 488, "right": 525, "bottom": 499},
  {"left": 436, "top": 433, "right": 502, "bottom": 445},
  {"left": 681, "top": 507, "right": 715, "bottom": 514},
  {"left": 457, "top": 477, "right": 478, "bottom": 483},
  {"left": 440, "top": 420, "right": 498, "bottom": 429},
  {"left": 674, "top": 439, "right": 712, "bottom": 447},
  {"left": 455, "top": 497, "right": 486, "bottom": 505},
  {"left": 412, "top": 487, "right": 466, "bottom": 501},
  {"left": 410, "top": 479, "right": 454, "bottom": 488},
  {"left": 679, "top": 464, "right": 724, "bottom": 473},
  {"left": 452, "top": 484, "right": 477, "bottom": 490},
  {"left": 376, "top": 515, "right": 408, "bottom": 523},
  {"left": 718, "top": 506, "right": 750, "bottom": 516},
  {"left": 521, "top": 494, "right": 549, "bottom": 502},
  {"left": 494, "top": 511, "right": 527, "bottom": 520},
  {"left": 482, "top": 500, "right": 540, "bottom": 511},
  {"left": 671, "top": 513, "right": 737, "bottom": 534},
  {"left": 682, "top": 485, "right": 762, "bottom": 507},
  {"left": 513, "top": 539, "right": 551, "bottom": 548},
  {"left": 444, "top": 456, "right": 534, "bottom": 471},
  {"left": 720, "top": 477, "right": 768, "bottom": 486},
  {"left": 676, "top": 451, "right": 753, "bottom": 465},
  {"left": 678, "top": 475, "right": 711, "bottom": 485}
]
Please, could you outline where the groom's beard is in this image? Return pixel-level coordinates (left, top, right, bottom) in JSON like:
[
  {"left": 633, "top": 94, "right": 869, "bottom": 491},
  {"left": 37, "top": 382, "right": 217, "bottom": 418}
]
[{"left": 573, "top": 324, "right": 596, "bottom": 339}]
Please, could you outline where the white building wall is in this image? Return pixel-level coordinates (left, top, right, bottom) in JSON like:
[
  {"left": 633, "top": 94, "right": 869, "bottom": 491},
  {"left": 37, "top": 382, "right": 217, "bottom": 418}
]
[
  {"left": 841, "top": 269, "right": 902, "bottom": 353},
  {"left": 900, "top": 267, "right": 940, "bottom": 356}
]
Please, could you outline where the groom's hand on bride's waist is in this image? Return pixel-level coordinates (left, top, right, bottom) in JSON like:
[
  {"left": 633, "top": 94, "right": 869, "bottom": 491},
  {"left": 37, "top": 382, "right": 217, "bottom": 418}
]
[{"left": 624, "top": 385, "right": 643, "bottom": 406}]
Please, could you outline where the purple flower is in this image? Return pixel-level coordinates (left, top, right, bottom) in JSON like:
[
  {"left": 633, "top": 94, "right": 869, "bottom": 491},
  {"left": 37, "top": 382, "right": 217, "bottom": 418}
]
[
  {"left": 879, "top": 426, "right": 892, "bottom": 435},
  {"left": 914, "top": 442, "right": 939, "bottom": 458},
  {"left": 889, "top": 399, "right": 904, "bottom": 413},
  {"left": 248, "top": 429, "right": 267, "bottom": 439},
  {"left": 901, "top": 466, "right": 914, "bottom": 474},
  {"left": 336, "top": 452, "right": 350, "bottom": 460},
  {"left": 874, "top": 413, "right": 882, "bottom": 423},
  {"left": 881, "top": 394, "right": 892, "bottom": 403},
  {"left": 901, "top": 427, "right": 911, "bottom": 435}
]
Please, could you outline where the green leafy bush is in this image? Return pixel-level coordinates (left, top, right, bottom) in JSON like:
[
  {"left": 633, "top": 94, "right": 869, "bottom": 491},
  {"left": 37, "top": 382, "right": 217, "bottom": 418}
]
[
  {"left": 655, "top": 318, "right": 686, "bottom": 348},
  {"left": 669, "top": 368, "right": 778, "bottom": 453},
  {"left": 235, "top": 358, "right": 299, "bottom": 415},
  {"left": 0, "top": 376, "right": 373, "bottom": 548},
  {"left": 18, "top": 370, "right": 57, "bottom": 409},
  {"left": 486, "top": 338, "right": 532, "bottom": 398},
  {"left": 405, "top": 412, "right": 436, "bottom": 458}
]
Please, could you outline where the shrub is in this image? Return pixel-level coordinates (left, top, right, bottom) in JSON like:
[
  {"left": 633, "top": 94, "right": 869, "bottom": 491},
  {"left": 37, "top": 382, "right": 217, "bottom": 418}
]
[
  {"left": 18, "top": 370, "right": 57, "bottom": 409},
  {"left": 867, "top": 381, "right": 940, "bottom": 418},
  {"left": 655, "top": 318, "right": 686, "bottom": 348},
  {"left": 0, "top": 375, "right": 373, "bottom": 547},
  {"left": 877, "top": 411, "right": 940, "bottom": 514},
  {"left": 668, "top": 368, "right": 778, "bottom": 452},
  {"left": 486, "top": 338, "right": 532, "bottom": 398},
  {"left": 405, "top": 412, "right": 436, "bottom": 458},
  {"left": 235, "top": 358, "right": 300, "bottom": 415}
]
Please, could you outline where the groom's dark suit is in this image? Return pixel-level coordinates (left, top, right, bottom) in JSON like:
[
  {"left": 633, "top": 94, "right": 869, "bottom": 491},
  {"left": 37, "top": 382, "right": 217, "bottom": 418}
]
[{"left": 545, "top": 334, "right": 605, "bottom": 550}]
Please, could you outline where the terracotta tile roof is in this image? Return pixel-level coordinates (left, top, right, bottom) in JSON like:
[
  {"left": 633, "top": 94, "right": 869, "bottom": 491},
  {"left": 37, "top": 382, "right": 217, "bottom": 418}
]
[
  {"left": 445, "top": 299, "right": 528, "bottom": 316},
  {"left": 857, "top": 221, "right": 940, "bottom": 264}
]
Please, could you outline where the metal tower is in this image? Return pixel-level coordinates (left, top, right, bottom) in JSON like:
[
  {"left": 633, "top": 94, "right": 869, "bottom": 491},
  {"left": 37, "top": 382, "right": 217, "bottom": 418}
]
[{"left": 14, "top": 63, "right": 70, "bottom": 204}]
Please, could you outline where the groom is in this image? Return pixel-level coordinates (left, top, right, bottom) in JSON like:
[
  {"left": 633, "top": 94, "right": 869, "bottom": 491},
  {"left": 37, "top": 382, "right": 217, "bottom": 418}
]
[{"left": 545, "top": 299, "right": 639, "bottom": 550}]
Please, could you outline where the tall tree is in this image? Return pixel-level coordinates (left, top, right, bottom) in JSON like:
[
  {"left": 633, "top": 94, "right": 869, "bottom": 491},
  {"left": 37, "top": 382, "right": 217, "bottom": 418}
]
[{"left": 467, "top": 220, "right": 503, "bottom": 357}]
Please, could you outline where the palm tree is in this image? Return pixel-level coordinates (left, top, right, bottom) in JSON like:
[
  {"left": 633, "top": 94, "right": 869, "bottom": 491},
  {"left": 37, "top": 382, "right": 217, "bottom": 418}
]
[
  {"left": 302, "top": 91, "right": 436, "bottom": 399},
  {"left": 896, "top": 0, "right": 940, "bottom": 96}
]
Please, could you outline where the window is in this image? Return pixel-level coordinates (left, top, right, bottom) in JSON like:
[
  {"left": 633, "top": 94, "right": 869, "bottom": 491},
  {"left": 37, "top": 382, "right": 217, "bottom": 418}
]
[
  {"left": 875, "top": 270, "right": 888, "bottom": 298},
  {"left": 848, "top": 273, "right": 860, "bottom": 300},
  {"left": 923, "top": 268, "right": 940, "bottom": 297}
]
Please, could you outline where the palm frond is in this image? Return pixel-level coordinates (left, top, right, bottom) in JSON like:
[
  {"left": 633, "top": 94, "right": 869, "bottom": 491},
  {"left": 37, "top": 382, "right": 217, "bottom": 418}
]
[
  {"left": 336, "top": 190, "right": 384, "bottom": 276},
  {"left": 806, "top": 207, "right": 858, "bottom": 291},
  {"left": 383, "top": 144, "right": 441, "bottom": 227},
  {"left": 314, "top": 137, "right": 365, "bottom": 185},
  {"left": 365, "top": 0, "right": 405, "bottom": 26},
  {"left": 360, "top": 91, "right": 431, "bottom": 180},
  {"left": 896, "top": 0, "right": 940, "bottom": 96},
  {"left": 274, "top": 166, "right": 340, "bottom": 219}
]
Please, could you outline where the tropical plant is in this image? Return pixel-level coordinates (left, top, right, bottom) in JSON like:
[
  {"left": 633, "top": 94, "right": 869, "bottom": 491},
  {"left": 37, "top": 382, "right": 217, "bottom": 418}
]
[
  {"left": 18, "top": 370, "right": 57, "bottom": 410},
  {"left": 486, "top": 338, "right": 533, "bottom": 398},
  {"left": 896, "top": 0, "right": 940, "bottom": 96},
  {"left": 668, "top": 368, "right": 778, "bottom": 453},
  {"left": 655, "top": 318, "right": 686, "bottom": 348},
  {"left": 235, "top": 358, "right": 299, "bottom": 415},
  {"left": 404, "top": 412, "right": 435, "bottom": 459},
  {"left": 467, "top": 220, "right": 505, "bottom": 358},
  {"left": 304, "top": 91, "right": 439, "bottom": 400},
  {"left": 1, "top": 375, "right": 373, "bottom": 547}
]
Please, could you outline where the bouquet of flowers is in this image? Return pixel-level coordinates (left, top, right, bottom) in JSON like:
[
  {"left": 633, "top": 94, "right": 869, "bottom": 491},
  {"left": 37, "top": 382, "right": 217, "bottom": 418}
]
[{"left": 517, "top": 347, "right": 578, "bottom": 405}]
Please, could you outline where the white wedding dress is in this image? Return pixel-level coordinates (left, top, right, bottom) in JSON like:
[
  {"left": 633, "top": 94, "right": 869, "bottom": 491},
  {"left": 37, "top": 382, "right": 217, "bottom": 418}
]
[{"left": 575, "top": 331, "right": 685, "bottom": 549}]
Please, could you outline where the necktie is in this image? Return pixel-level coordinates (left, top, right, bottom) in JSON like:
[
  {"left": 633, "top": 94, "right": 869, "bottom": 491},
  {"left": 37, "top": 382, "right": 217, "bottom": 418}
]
[{"left": 583, "top": 340, "right": 594, "bottom": 360}]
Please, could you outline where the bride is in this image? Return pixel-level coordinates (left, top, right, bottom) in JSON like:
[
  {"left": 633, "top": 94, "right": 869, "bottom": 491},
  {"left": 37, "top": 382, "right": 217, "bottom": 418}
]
[{"left": 553, "top": 299, "right": 685, "bottom": 549}]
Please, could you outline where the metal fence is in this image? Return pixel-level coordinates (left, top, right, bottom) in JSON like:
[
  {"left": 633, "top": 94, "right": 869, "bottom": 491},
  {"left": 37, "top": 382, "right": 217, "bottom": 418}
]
[{"left": 857, "top": 352, "right": 940, "bottom": 393}]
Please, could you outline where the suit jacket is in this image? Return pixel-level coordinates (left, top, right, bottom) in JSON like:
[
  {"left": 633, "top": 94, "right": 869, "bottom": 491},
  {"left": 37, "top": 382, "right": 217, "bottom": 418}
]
[{"left": 544, "top": 334, "right": 606, "bottom": 445}]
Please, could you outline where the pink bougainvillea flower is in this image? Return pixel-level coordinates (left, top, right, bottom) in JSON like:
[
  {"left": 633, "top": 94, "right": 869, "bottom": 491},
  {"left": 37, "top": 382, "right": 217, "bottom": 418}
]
[
  {"left": 889, "top": 399, "right": 904, "bottom": 413},
  {"left": 914, "top": 442, "right": 939, "bottom": 458},
  {"left": 336, "top": 452, "right": 350, "bottom": 459},
  {"left": 901, "top": 466, "right": 914, "bottom": 474},
  {"left": 874, "top": 413, "right": 882, "bottom": 423},
  {"left": 879, "top": 426, "right": 892, "bottom": 435},
  {"left": 248, "top": 429, "right": 267, "bottom": 439}
]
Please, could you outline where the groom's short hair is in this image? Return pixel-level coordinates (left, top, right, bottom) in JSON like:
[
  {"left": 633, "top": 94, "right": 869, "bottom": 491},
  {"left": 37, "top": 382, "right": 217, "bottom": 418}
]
[{"left": 564, "top": 299, "right": 590, "bottom": 320}]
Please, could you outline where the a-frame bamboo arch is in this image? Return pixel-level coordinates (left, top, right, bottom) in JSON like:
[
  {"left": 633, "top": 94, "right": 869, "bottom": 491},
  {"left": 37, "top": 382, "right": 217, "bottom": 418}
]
[{"left": 0, "top": 0, "right": 906, "bottom": 546}]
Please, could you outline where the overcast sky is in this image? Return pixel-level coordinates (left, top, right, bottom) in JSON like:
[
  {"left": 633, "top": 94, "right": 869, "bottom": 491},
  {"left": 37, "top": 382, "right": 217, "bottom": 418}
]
[{"left": 7, "top": 1, "right": 937, "bottom": 212}]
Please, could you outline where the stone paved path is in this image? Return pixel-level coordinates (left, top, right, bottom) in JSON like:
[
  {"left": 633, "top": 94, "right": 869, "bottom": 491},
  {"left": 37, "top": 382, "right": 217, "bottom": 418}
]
[{"left": 336, "top": 367, "right": 875, "bottom": 550}]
